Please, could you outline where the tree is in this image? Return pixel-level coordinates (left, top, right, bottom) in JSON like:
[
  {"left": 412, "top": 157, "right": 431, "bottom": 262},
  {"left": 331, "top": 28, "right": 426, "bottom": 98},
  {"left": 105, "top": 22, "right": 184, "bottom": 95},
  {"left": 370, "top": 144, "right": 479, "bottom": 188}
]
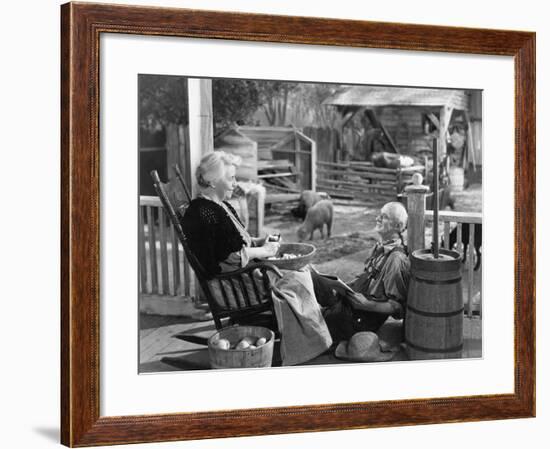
[
  {"left": 138, "top": 75, "right": 191, "bottom": 183},
  {"left": 139, "top": 75, "right": 189, "bottom": 128},
  {"left": 289, "top": 83, "right": 343, "bottom": 128},
  {"left": 212, "top": 79, "right": 299, "bottom": 132},
  {"left": 260, "top": 81, "right": 298, "bottom": 126},
  {"left": 212, "top": 79, "right": 262, "bottom": 133}
]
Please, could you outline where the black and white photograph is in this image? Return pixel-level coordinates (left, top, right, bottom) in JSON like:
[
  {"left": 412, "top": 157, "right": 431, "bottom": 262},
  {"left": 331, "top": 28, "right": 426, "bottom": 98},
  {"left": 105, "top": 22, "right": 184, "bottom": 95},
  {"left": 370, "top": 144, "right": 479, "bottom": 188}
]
[
  {"left": 138, "top": 75, "right": 483, "bottom": 372},
  {"left": 2, "top": 0, "right": 544, "bottom": 447}
]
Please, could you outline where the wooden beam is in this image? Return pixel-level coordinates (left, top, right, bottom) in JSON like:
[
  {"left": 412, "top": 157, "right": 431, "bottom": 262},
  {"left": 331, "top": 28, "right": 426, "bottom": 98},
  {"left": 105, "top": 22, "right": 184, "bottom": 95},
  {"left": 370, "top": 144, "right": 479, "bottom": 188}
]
[
  {"left": 293, "top": 130, "right": 302, "bottom": 188},
  {"left": 264, "top": 193, "right": 301, "bottom": 204},
  {"left": 425, "top": 210, "right": 482, "bottom": 224},
  {"left": 438, "top": 105, "right": 453, "bottom": 166},
  {"left": 337, "top": 109, "right": 356, "bottom": 161},
  {"left": 365, "top": 109, "right": 401, "bottom": 154},
  {"left": 426, "top": 112, "right": 440, "bottom": 130},
  {"left": 463, "top": 110, "right": 477, "bottom": 170},
  {"left": 341, "top": 106, "right": 365, "bottom": 128},
  {"left": 296, "top": 130, "right": 317, "bottom": 192}
]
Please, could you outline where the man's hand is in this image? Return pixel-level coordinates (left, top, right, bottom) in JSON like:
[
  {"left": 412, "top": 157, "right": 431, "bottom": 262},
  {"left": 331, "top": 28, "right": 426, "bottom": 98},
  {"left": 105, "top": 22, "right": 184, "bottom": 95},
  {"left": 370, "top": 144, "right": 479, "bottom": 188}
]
[
  {"left": 345, "top": 291, "right": 370, "bottom": 309},
  {"left": 388, "top": 299, "right": 404, "bottom": 319},
  {"left": 346, "top": 291, "right": 402, "bottom": 315}
]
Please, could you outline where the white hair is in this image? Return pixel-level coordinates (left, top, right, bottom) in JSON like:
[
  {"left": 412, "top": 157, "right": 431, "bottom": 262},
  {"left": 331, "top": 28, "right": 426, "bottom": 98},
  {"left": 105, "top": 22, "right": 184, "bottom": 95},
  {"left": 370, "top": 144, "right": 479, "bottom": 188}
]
[
  {"left": 383, "top": 201, "right": 408, "bottom": 232},
  {"left": 195, "top": 151, "right": 242, "bottom": 188}
]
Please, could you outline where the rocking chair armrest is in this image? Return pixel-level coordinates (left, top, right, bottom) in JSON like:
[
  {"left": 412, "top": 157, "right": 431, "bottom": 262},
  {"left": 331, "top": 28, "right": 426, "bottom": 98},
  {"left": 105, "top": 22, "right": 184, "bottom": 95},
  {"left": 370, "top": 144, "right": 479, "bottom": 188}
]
[{"left": 214, "top": 261, "right": 284, "bottom": 281}]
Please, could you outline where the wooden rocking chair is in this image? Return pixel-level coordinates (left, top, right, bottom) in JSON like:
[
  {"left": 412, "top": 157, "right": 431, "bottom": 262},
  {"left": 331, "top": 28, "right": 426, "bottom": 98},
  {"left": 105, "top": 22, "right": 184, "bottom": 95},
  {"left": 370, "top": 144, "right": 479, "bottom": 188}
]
[{"left": 150, "top": 166, "right": 283, "bottom": 335}]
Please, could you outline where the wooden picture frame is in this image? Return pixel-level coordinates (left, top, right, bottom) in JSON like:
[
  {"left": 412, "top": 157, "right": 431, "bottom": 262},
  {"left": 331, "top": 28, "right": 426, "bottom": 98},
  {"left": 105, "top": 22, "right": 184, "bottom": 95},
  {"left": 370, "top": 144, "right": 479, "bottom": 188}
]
[{"left": 61, "top": 2, "right": 535, "bottom": 446}]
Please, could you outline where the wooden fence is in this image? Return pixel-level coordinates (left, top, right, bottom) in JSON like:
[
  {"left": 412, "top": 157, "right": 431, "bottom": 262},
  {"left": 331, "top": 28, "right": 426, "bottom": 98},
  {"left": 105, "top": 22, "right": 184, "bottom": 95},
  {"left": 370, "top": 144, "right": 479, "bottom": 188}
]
[
  {"left": 316, "top": 160, "right": 425, "bottom": 202},
  {"left": 424, "top": 210, "right": 482, "bottom": 317},
  {"left": 139, "top": 196, "right": 194, "bottom": 298},
  {"left": 302, "top": 126, "right": 339, "bottom": 163}
]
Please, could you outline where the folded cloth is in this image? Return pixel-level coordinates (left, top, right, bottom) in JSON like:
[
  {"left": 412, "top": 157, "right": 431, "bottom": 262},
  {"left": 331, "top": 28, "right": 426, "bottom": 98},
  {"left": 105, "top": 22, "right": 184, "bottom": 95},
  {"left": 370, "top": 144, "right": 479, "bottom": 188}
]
[{"left": 270, "top": 269, "right": 333, "bottom": 366}]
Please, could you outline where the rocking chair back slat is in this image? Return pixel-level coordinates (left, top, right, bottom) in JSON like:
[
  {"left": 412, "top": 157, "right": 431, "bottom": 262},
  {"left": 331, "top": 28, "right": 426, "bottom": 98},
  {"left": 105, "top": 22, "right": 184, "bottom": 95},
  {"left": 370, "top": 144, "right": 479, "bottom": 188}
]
[
  {"left": 237, "top": 276, "right": 252, "bottom": 308},
  {"left": 248, "top": 272, "right": 262, "bottom": 302},
  {"left": 261, "top": 267, "right": 271, "bottom": 293},
  {"left": 217, "top": 278, "right": 232, "bottom": 310},
  {"left": 150, "top": 170, "right": 206, "bottom": 278},
  {"left": 229, "top": 278, "right": 243, "bottom": 308},
  {"left": 174, "top": 164, "right": 193, "bottom": 203}
]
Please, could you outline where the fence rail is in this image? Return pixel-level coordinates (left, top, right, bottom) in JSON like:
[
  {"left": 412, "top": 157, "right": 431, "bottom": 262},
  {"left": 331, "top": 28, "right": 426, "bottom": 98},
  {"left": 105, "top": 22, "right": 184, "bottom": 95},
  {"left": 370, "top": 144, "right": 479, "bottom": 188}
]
[
  {"left": 316, "top": 160, "right": 425, "bottom": 202},
  {"left": 139, "top": 196, "right": 193, "bottom": 297},
  {"left": 424, "top": 210, "right": 482, "bottom": 317}
]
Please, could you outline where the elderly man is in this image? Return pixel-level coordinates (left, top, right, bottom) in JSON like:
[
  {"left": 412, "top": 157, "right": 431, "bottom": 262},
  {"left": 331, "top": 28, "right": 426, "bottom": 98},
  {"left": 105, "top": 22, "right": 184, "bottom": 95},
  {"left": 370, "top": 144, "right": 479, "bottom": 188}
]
[{"left": 310, "top": 201, "right": 411, "bottom": 343}]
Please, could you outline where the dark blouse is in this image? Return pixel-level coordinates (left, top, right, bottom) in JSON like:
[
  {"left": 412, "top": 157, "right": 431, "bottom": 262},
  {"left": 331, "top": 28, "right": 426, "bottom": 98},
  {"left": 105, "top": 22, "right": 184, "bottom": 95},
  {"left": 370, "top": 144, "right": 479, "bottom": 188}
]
[{"left": 180, "top": 197, "right": 248, "bottom": 277}]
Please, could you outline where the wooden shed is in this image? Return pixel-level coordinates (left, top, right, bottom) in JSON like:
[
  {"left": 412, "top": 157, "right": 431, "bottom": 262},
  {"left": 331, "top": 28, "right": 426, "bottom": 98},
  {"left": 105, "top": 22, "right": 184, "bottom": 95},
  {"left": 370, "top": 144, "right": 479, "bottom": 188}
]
[
  {"left": 214, "top": 125, "right": 317, "bottom": 202},
  {"left": 323, "top": 86, "right": 479, "bottom": 170}
]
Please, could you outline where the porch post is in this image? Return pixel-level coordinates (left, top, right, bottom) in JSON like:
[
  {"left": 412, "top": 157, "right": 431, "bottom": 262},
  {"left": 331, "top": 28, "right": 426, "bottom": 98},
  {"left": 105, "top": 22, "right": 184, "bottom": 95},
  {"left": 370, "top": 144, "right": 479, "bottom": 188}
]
[
  {"left": 405, "top": 173, "right": 429, "bottom": 254},
  {"left": 187, "top": 78, "right": 214, "bottom": 197},
  {"left": 187, "top": 78, "right": 214, "bottom": 300}
]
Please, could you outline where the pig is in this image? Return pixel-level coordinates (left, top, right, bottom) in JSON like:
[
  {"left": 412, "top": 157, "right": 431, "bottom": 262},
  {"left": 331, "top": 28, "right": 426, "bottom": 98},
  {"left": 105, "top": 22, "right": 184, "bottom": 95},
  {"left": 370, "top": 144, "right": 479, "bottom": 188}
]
[
  {"left": 372, "top": 151, "right": 399, "bottom": 169},
  {"left": 444, "top": 223, "right": 482, "bottom": 271},
  {"left": 291, "top": 190, "right": 323, "bottom": 220},
  {"left": 297, "top": 199, "right": 333, "bottom": 241}
]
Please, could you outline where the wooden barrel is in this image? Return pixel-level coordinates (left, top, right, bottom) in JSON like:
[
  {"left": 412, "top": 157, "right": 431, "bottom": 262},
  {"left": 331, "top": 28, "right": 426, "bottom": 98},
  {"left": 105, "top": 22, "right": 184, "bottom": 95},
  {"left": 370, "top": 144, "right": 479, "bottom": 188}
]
[
  {"left": 449, "top": 166, "right": 464, "bottom": 191},
  {"left": 405, "top": 249, "right": 464, "bottom": 360},
  {"left": 208, "top": 325, "right": 274, "bottom": 369}
]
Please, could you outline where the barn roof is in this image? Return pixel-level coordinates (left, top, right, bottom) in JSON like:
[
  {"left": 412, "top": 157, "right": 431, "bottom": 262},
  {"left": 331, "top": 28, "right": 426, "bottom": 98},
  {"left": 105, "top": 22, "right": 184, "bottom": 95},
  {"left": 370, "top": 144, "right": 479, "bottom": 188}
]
[{"left": 323, "top": 86, "right": 469, "bottom": 110}]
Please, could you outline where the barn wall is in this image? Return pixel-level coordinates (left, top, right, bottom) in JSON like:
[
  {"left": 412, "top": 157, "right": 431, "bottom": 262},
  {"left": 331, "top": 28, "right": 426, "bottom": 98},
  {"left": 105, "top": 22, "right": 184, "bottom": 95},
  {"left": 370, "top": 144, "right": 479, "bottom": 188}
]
[
  {"left": 372, "top": 100, "right": 474, "bottom": 158},
  {"left": 374, "top": 105, "right": 432, "bottom": 155},
  {"left": 214, "top": 129, "right": 259, "bottom": 181}
]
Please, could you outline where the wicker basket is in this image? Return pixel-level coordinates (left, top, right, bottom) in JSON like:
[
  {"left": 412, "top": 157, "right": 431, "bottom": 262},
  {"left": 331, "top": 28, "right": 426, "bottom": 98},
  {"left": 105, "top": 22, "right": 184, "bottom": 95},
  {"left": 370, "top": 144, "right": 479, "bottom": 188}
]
[
  {"left": 208, "top": 325, "right": 275, "bottom": 369},
  {"left": 263, "top": 242, "right": 316, "bottom": 270}
]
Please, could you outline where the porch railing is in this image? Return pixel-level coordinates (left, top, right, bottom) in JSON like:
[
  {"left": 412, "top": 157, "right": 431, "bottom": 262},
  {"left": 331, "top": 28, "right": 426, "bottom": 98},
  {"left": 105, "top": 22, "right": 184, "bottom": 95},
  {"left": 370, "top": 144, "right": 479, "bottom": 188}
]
[
  {"left": 139, "top": 196, "right": 194, "bottom": 297},
  {"left": 425, "top": 210, "right": 482, "bottom": 317}
]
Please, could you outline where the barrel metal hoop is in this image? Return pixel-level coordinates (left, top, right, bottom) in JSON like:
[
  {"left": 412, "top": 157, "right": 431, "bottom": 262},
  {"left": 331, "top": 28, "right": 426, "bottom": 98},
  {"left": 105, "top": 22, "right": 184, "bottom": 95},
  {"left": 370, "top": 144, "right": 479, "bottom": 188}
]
[
  {"left": 406, "top": 304, "right": 465, "bottom": 318},
  {"left": 412, "top": 276, "right": 462, "bottom": 285},
  {"left": 405, "top": 339, "right": 464, "bottom": 354}
]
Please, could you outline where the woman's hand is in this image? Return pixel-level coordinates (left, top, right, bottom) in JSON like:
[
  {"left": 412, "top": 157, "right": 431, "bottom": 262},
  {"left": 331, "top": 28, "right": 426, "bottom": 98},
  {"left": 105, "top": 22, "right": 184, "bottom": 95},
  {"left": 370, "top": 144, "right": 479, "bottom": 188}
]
[
  {"left": 251, "top": 236, "right": 266, "bottom": 247},
  {"left": 245, "top": 240, "right": 279, "bottom": 260},
  {"left": 266, "top": 233, "right": 282, "bottom": 243},
  {"left": 262, "top": 240, "right": 280, "bottom": 258},
  {"left": 252, "top": 233, "right": 281, "bottom": 248}
]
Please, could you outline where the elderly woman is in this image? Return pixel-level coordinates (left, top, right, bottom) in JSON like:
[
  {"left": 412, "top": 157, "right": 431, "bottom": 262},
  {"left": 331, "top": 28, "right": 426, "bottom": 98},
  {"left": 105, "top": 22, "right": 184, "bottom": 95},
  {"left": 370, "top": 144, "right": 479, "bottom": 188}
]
[
  {"left": 182, "top": 151, "right": 335, "bottom": 365},
  {"left": 181, "top": 151, "right": 281, "bottom": 276}
]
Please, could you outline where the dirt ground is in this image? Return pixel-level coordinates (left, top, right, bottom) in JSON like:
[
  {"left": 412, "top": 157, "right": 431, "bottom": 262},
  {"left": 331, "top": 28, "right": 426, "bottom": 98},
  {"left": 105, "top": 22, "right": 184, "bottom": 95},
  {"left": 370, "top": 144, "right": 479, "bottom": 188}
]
[
  {"left": 264, "top": 184, "right": 482, "bottom": 265},
  {"left": 264, "top": 203, "right": 379, "bottom": 264}
]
